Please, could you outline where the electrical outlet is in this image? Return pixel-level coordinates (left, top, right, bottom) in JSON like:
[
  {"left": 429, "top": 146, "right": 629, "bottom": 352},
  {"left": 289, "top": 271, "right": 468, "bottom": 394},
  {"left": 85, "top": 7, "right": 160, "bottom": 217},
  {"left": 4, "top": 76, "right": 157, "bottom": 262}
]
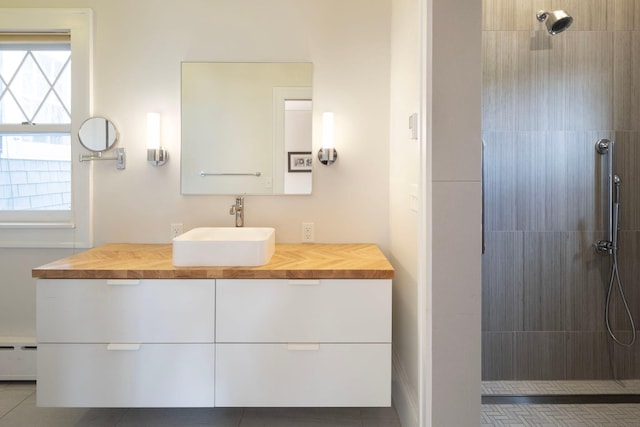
[
  {"left": 170, "top": 223, "right": 184, "bottom": 239},
  {"left": 302, "top": 222, "right": 314, "bottom": 243}
]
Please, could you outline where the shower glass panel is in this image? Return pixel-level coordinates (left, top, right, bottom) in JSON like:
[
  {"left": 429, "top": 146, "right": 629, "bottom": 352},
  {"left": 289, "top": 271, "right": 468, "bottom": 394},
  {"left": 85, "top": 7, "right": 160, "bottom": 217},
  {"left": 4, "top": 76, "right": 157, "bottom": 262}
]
[{"left": 481, "top": 0, "right": 640, "bottom": 387}]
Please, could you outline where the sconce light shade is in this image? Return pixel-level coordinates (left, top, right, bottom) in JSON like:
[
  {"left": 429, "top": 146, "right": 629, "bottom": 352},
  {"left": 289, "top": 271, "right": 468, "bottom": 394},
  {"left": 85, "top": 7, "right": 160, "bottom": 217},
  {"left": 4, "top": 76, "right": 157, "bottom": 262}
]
[
  {"left": 318, "top": 111, "right": 338, "bottom": 165},
  {"left": 146, "top": 112, "right": 167, "bottom": 166}
]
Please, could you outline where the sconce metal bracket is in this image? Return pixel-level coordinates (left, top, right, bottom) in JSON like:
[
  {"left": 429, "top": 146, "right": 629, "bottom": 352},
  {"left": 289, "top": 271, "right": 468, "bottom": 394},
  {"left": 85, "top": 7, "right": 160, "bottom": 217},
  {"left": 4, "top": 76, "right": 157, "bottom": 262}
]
[
  {"left": 147, "top": 148, "right": 168, "bottom": 167},
  {"left": 317, "top": 148, "right": 338, "bottom": 165}
]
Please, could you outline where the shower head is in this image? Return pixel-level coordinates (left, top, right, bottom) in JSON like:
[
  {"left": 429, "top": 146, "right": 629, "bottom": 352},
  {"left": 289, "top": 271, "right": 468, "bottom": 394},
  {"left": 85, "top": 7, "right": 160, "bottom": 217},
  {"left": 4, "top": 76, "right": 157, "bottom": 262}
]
[{"left": 536, "top": 10, "right": 573, "bottom": 35}]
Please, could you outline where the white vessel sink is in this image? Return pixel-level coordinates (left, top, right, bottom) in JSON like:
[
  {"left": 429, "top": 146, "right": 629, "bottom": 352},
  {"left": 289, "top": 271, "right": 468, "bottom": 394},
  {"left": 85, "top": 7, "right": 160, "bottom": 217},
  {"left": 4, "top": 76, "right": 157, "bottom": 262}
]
[{"left": 172, "top": 227, "right": 275, "bottom": 267}]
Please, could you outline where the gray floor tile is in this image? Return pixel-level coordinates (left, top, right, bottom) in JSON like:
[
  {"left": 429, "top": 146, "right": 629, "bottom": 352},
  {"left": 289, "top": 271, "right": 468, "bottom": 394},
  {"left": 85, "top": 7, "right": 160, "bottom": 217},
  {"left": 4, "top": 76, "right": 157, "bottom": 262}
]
[
  {"left": 240, "top": 407, "right": 362, "bottom": 427},
  {"left": 362, "top": 419, "right": 401, "bottom": 427},
  {"left": 0, "top": 388, "right": 33, "bottom": 419},
  {"left": 118, "top": 407, "right": 243, "bottom": 427},
  {"left": 360, "top": 406, "right": 398, "bottom": 420},
  {"left": 0, "top": 393, "right": 126, "bottom": 427},
  {"left": 239, "top": 418, "right": 361, "bottom": 427},
  {"left": 0, "top": 383, "right": 401, "bottom": 427}
]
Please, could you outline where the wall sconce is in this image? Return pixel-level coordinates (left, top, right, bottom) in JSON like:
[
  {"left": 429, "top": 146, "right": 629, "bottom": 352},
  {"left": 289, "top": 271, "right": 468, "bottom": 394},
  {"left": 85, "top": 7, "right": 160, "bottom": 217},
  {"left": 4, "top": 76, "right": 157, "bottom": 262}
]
[
  {"left": 318, "top": 112, "right": 338, "bottom": 165},
  {"left": 147, "top": 112, "right": 167, "bottom": 166}
]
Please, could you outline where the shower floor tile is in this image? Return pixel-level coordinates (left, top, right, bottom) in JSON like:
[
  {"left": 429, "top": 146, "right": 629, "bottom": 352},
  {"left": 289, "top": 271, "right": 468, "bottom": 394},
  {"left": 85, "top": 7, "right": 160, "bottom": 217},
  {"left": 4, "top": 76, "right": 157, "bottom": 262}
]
[
  {"left": 481, "top": 404, "right": 640, "bottom": 426},
  {"left": 483, "top": 380, "right": 640, "bottom": 395}
]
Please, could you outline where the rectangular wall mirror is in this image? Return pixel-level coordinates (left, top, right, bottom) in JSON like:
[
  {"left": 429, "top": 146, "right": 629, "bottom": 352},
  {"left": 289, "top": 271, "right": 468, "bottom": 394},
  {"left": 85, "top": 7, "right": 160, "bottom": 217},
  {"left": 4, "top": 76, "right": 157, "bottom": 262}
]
[{"left": 181, "top": 62, "right": 313, "bottom": 195}]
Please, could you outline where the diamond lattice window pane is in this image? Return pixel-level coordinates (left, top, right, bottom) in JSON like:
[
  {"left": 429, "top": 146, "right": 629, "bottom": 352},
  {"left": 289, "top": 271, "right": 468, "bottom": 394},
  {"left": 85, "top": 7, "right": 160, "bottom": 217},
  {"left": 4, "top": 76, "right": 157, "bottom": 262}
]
[
  {"left": 0, "top": 47, "right": 70, "bottom": 125},
  {"left": 32, "top": 51, "right": 70, "bottom": 83},
  {"left": 53, "top": 65, "right": 71, "bottom": 118},
  {"left": 0, "top": 51, "right": 28, "bottom": 86},
  {"left": 10, "top": 54, "right": 50, "bottom": 122},
  {"left": 33, "top": 91, "right": 69, "bottom": 124},
  {"left": 0, "top": 93, "right": 27, "bottom": 124}
]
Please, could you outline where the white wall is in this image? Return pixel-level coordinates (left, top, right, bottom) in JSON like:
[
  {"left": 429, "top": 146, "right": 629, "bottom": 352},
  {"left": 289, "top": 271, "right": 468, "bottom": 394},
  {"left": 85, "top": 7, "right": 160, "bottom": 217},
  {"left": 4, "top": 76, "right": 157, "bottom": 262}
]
[
  {"left": 428, "top": 0, "right": 482, "bottom": 425},
  {"left": 389, "top": 0, "right": 420, "bottom": 425},
  {"left": 0, "top": 0, "right": 391, "bottom": 335}
]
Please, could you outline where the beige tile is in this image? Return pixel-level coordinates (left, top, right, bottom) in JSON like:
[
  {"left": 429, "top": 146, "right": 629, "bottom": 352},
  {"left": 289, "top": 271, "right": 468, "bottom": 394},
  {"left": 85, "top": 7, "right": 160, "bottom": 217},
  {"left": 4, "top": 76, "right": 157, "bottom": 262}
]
[
  {"left": 612, "top": 331, "right": 640, "bottom": 378},
  {"left": 482, "top": 232, "right": 524, "bottom": 331},
  {"left": 614, "top": 231, "right": 640, "bottom": 332},
  {"left": 523, "top": 232, "right": 569, "bottom": 331},
  {"left": 514, "top": 331, "right": 566, "bottom": 380},
  {"left": 566, "top": 332, "right": 614, "bottom": 379},
  {"left": 616, "top": 133, "right": 640, "bottom": 230},
  {"left": 482, "top": 132, "right": 518, "bottom": 231},
  {"left": 515, "top": 133, "right": 568, "bottom": 231},
  {"left": 565, "top": 232, "right": 610, "bottom": 332},
  {"left": 488, "top": 28, "right": 617, "bottom": 131},
  {"left": 564, "top": 131, "right": 613, "bottom": 232},
  {"left": 484, "top": 0, "right": 552, "bottom": 31},
  {"left": 482, "top": 332, "right": 514, "bottom": 380},
  {"left": 607, "top": 0, "right": 640, "bottom": 30},
  {"left": 563, "top": 31, "right": 613, "bottom": 130},
  {"left": 552, "top": 0, "right": 608, "bottom": 31},
  {"left": 482, "top": 32, "right": 565, "bottom": 132},
  {"left": 613, "top": 33, "right": 640, "bottom": 130},
  {"left": 482, "top": 31, "right": 519, "bottom": 131}
]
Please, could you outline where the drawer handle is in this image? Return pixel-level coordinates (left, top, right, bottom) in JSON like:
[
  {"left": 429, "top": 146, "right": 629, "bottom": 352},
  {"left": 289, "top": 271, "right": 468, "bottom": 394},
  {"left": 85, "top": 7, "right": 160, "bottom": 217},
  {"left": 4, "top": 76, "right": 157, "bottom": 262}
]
[
  {"left": 107, "top": 343, "right": 141, "bottom": 351},
  {"left": 287, "top": 280, "right": 320, "bottom": 286},
  {"left": 287, "top": 343, "right": 320, "bottom": 351},
  {"left": 106, "top": 280, "right": 141, "bottom": 286}
]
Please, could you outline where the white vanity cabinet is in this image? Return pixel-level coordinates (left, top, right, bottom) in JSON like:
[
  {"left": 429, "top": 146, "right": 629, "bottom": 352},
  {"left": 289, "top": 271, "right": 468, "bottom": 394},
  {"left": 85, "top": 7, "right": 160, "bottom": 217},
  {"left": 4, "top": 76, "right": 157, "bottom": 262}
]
[
  {"left": 33, "top": 244, "right": 394, "bottom": 408},
  {"left": 215, "top": 279, "right": 392, "bottom": 407},
  {"left": 36, "top": 279, "right": 215, "bottom": 407}
]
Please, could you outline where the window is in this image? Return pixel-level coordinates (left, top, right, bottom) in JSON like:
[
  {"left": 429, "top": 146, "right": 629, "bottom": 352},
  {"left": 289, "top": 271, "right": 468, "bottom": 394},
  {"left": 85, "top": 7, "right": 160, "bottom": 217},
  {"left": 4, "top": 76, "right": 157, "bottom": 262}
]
[
  {"left": 0, "top": 9, "right": 91, "bottom": 248},
  {"left": 0, "top": 35, "right": 72, "bottom": 211}
]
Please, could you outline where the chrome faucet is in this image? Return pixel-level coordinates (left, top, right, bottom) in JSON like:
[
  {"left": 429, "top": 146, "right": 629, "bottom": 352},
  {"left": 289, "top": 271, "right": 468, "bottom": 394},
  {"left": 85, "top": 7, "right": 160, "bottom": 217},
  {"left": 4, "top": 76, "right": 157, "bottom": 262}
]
[{"left": 229, "top": 196, "right": 244, "bottom": 227}]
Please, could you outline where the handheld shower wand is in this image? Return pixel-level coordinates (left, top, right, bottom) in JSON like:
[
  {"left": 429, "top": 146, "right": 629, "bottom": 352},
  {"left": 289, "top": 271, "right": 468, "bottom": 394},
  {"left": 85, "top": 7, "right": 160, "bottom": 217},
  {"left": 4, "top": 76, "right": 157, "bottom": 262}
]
[{"left": 595, "top": 140, "right": 636, "bottom": 347}]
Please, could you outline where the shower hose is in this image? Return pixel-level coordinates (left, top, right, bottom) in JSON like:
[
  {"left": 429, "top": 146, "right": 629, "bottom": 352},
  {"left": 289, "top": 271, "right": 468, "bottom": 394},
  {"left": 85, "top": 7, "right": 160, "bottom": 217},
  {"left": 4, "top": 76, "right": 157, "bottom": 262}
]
[{"left": 605, "top": 202, "right": 637, "bottom": 347}]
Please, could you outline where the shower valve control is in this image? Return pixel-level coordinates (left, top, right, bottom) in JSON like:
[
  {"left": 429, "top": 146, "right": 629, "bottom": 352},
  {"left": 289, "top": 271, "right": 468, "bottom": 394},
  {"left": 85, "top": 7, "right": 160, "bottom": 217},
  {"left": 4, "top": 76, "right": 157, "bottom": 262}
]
[{"left": 593, "top": 240, "right": 613, "bottom": 255}]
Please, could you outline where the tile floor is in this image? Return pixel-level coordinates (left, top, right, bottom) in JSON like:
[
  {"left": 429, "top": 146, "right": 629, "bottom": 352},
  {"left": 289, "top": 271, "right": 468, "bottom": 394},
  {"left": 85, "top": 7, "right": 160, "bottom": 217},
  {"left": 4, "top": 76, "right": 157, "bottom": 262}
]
[
  {"left": 482, "top": 381, "right": 640, "bottom": 426},
  {"left": 0, "top": 382, "right": 401, "bottom": 427},
  {"left": 482, "top": 404, "right": 640, "bottom": 426},
  {"left": 7, "top": 380, "right": 640, "bottom": 426},
  {"left": 482, "top": 380, "right": 640, "bottom": 395}
]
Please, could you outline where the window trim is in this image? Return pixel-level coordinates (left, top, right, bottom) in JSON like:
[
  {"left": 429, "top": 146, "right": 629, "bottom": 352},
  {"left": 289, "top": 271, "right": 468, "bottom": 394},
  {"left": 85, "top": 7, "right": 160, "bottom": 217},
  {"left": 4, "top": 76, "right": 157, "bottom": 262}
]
[{"left": 0, "top": 9, "right": 92, "bottom": 248}]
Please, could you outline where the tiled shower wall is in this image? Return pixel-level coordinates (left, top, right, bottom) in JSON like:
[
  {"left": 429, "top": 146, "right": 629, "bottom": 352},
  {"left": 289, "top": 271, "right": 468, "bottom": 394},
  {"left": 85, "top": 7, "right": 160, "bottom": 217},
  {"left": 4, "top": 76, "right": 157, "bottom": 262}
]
[{"left": 482, "top": 0, "right": 640, "bottom": 380}]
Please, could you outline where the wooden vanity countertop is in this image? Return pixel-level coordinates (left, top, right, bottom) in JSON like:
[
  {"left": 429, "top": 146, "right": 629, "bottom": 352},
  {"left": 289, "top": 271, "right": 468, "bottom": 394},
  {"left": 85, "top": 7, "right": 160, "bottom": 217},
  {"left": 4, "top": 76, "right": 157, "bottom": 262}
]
[{"left": 32, "top": 243, "right": 395, "bottom": 280}]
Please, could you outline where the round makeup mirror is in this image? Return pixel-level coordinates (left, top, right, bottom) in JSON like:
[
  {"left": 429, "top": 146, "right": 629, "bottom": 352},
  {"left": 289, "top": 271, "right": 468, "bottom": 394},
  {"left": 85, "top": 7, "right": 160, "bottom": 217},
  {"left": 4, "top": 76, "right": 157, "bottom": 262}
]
[{"left": 78, "top": 117, "right": 119, "bottom": 152}]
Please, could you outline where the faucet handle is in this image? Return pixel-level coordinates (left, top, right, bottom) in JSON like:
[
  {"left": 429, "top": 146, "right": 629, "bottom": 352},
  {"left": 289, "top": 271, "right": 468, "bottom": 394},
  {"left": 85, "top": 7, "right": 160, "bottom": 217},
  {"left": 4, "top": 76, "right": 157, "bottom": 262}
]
[{"left": 229, "top": 205, "right": 237, "bottom": 215}]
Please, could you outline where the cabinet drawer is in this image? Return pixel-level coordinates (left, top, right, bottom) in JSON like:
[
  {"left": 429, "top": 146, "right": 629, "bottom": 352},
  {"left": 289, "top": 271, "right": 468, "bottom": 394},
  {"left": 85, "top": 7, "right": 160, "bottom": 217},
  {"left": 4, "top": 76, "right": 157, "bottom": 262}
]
[
  {"left": 37, "top": 343, "right": 215, "bottom": 407},
  {"left": 37, "top": 279, "right": 215, "bottom": 343},
  {"left": 215, "top": 343, "right": 390, "bottom": 407},
  {"left": 216, "top": 279, "right": 391, "bottom": 342}
]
